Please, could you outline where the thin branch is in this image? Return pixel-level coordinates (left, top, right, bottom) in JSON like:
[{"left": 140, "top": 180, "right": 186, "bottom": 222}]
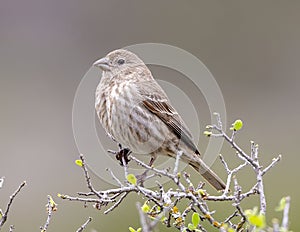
[
  {"left": 216, "top": 129, "right": 257, "bottom": 168},
  {"left": 272, "top": 218, "right": 280, "bottom": 232},
  {"left": 262, "top": 155, "right": 281, "bottom": 176},
  {"left": 0, "top": 177, "right": 5, "bottom": 189},
  {"left": 256, "top": 171, "right": 266, "bottom": 214},
  {"left": 106, "top": 168, "right": 123, "bottom": 187},
  {"left": 40, "top": 195, "right": 57, "bottom": 232},
  {"left": 76, "top": 217, "right": 92, "bottom": 232},
  {"left": 104, "top": 192, "right": 128, "bottom": 214},
  {"left": 0, "top": 181, "right": 26, "bottom": 228},
  {"left": 219, "top": 154, "right": 248, "bottom": 196},
  {"left": 224, "top": 210, "right": 239, "bottom": 223},
  {"left": 281, "top": 196, "right": 290, "bottom": 230},
  {"left": 136, "top": 202, "right": 151, "bottom": 232},
  {"left": 79, "top": 154, "right": 102, "bottom": 199},
  {"left": 173, "top": 150, "right": 182, "bottom": 175},
  {"left": 122, "top": 155, "right": 129, "bottom": 179},
  {"left": 9, "top": 225, "right": 15, "bottom": 232}
]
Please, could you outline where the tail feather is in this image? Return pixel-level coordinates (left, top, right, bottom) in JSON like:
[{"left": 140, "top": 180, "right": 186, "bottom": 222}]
[{"left": 189, "top": 158, "right": 226, "bottom": 191}]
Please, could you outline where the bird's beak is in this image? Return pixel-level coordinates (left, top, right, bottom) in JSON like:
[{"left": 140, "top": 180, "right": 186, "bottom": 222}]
[{"left": 93, "top": 57, "right": 111, "bottom": 71}]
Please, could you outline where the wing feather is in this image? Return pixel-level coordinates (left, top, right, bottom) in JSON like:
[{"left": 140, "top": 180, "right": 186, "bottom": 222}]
[{"left": 137, "top": 80, "right": 200, "bottom": 155}]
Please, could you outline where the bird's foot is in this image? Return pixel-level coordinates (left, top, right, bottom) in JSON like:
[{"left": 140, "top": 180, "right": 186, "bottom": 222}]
[{"left": 107, "top": 143, "right": 131, "bottom": 166}]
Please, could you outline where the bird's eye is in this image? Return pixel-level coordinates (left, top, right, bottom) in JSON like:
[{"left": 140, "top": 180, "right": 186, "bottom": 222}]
[{"left": 117, "top": 59, "right": 125, "bottom": 65}]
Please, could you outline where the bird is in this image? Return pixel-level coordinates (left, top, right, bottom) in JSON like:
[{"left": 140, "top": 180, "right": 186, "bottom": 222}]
[{"left": 93, "top": 49, "right": 226, "bottom": 191}]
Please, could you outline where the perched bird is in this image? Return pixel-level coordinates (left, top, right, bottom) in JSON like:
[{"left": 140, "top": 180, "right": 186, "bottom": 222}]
[{"left": 93, "top": 49, "right": 226, "bottom": 190}]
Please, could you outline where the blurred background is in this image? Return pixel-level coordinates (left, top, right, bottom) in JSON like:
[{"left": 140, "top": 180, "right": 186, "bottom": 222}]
[{"left": 0, "top": 0, "right": 299, "bottom": 231}]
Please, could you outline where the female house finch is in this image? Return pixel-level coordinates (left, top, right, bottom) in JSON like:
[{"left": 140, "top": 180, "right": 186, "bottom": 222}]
[{"left": 93, "top": 49, "right": 226, "bottom": 191}]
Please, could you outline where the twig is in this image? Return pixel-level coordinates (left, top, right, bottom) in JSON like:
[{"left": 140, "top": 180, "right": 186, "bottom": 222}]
[
  {"left": 256, "top": 170, "right": 266, "bottom": 214},
  {"left": 40, "top": 195, "right": 57, "bottom": 232},
  {"left": 136, "top": 202, "right": 151, "bottom": 232},
  {"left": 173, "top": 150, "right": 182, "bottom": 175},
  {"left": 232, "top": 177, "right": 247, "bottom": 229},
  {"left": 281, "top": 196, "right": 290, "bottom": 230},
  {"left": 0, "top": 177, "right": 4, "bottom": 189},
  {"left": 0, "top": 181, "right": 26, "bottom": 228},
  {"left": 224, "top": 210, "right": 239, "bottom": 224},
  {"left": 219, "top": 154, "right": 247, "bottom": 196},
  {"left": 104, "top": 192, "right": 128, "bottom": 214},
  {"left": 9, "top": 225, "right": 15, "bottom": 232},
  {"left": 79, "top": 154, "right": 102, "bottom": 199},
  {"left": 122, "top": 156, "right": 129, "bottom": 179},
  {"left": 76, "top": 217, "right": 92, "bottom": 232},
  {"left": 106, "top": 168, "right": 123, "bottom": 187},
  {"left": 210, "top": 114, "right": 282, "bottom": 215},
  {"left": 272, "top": 218, "right": 280, "bottom": 232},
  {"left": 262, "top": 155, "right": 281, "bottom": 176}
]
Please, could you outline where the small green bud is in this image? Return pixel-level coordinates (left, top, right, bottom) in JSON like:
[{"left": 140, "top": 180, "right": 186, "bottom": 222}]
[
  {"left": 75, "top": 159, "right": 83, "bottom": 167},
  {"left": 141, "top": 202, "right": 150, "bottom": 213},
  {"left": 245, "top": 207, "right": 265, "bottom": 228},
  {"left": 126, "top": 174, "right": 137, "bottom": 185},
  {"left": 230, "top": 119, "right": 243, "bottom": 131},
  {"left": 128, "top": 227, "right": 135, "bottom": 232},
  {"left": 203, "top": 131, "right": 212, "bottom": 137},
  {"left": 275, "top": 197, "right": 287, "bottom": 212}
]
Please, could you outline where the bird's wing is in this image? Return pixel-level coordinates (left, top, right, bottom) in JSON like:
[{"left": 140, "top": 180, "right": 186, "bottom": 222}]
[{"left": 137, "top": 80, "right": 200, "bottom": 155}]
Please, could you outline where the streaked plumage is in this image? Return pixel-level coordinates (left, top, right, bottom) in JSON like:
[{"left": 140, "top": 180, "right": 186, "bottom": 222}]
[{"left": 94, "top": 49, "right": 225, "bottom": 190}]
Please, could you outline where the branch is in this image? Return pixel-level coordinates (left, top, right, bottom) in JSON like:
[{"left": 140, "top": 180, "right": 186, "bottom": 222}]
[
  {"left": 0, "top": 181, "right": 26, "bottom": 229},
  {"left": 59, "top": 115, "right": 284, "bottom": 231},
  {"left": 136, "top": 202, "right": 151, "bottom": 232},
  {"left": 9, "top": 225, "right": 15, "bottom": 232},
  {"left": 76, "top": 217, "right": 92, "bottom": 232},
  {"left": 40, "top": 195, "right": 57, "bottom": 232},
  {"left": 208, "top": 114, "right": 281, "bottom": 215},
  {"left": 281, "top": 196, "right": 290, "bottom": 230}
]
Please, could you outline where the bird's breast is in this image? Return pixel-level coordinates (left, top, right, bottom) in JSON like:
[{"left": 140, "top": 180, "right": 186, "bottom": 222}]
[{"left": 95, "top": 81, "right": 167, "bottom": 154}]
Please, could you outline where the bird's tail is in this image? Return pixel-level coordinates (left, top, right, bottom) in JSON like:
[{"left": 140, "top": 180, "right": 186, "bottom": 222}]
[{"left": 189, "top": 158, "right": 226, "bottom": 191}]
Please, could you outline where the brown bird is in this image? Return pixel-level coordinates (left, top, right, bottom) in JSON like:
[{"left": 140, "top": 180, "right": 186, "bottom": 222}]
[{"left": 93, "top": 49, "right": 226, "bottom": 191}]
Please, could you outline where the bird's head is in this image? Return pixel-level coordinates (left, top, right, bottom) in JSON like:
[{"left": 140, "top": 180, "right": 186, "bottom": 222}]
[{"left": 93, "top": 49, "right": 145, "bottom": 74}]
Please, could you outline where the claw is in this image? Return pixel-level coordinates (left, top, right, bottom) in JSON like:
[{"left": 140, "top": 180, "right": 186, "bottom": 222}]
[{"left": 108, "top": 145, "right": 132, "bottom": 166}]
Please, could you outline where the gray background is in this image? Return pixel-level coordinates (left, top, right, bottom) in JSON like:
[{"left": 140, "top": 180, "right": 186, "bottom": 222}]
[{"left": 0, "top": 0, "right": 299, "bottom": 231}]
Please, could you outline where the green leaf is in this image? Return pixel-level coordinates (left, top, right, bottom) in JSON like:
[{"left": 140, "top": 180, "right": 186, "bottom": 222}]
[
  {"left": 245, "top": 207, "right": 266, "bottom": 228},
  {"left": 230, "top": 119, "right": 243, "bottom": 131},
  {"left": 275, "top": 197, "right": 286, "bottom": 212},
  {"left": 141, "top": 202, "right": 150, "bottom": 213},
  {"left": 192, "top": 212, "right": 200, "bottom": 227},
  {"left": 75, "top": 159, "right": 83, "bottom": 167},
  {"left": 248, "top": 214, "right": 266, "bottom": 228},
  {"left": 126, "top": 174, "right": 137, "bottom": 185}
]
